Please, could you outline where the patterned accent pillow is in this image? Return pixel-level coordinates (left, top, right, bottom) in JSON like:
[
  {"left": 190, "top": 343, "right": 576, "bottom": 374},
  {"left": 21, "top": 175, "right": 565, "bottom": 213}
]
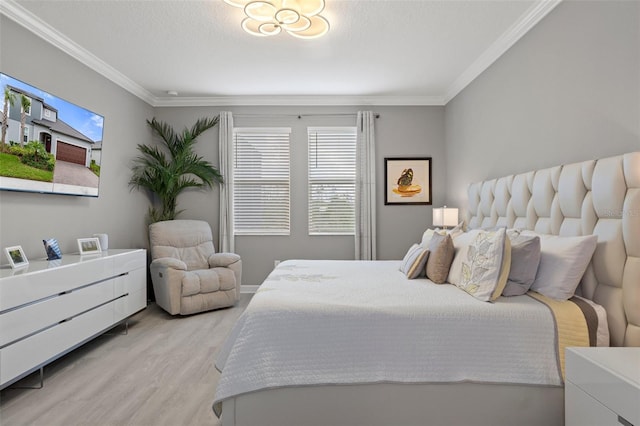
[
  {"left": 447, "top": 229, "right": 483, "bottom": 286},
  {"left": 425, "top": 233, "right": 455, "bottom": 284},
  {"left": 458, "top": 228, "right": 511, "bottom": 301},
  {"left": 400, "top": 244, "right": 430, "bottom": 279}
]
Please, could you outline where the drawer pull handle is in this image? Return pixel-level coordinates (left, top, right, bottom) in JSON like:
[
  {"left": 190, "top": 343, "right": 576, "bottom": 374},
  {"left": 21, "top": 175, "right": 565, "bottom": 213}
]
[{"left": 618, "top": 415, "right": 633, "bottom": 426}]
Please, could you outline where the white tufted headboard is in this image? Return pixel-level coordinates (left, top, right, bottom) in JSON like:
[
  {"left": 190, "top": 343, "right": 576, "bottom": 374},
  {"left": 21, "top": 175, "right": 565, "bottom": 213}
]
[{"left": 466, "top": 152, "right": 640, "bottom": 347}]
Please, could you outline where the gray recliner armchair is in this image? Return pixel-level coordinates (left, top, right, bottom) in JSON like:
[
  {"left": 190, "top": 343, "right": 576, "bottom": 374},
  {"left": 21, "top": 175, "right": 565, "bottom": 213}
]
[{"left": 149, "top": 220, "right": 241, "bottom": 315}]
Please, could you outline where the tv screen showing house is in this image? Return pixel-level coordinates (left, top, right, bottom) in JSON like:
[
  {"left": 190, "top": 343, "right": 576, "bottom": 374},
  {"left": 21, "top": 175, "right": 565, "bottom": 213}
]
[{"left": 0, "top": 73, "right": 104, "bottom": 197}]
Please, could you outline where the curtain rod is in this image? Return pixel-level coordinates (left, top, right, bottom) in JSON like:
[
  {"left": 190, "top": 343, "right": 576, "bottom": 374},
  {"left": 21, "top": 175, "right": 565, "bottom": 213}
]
[{"left": 232, "top": 113, "right": 380, "bottom": 119}]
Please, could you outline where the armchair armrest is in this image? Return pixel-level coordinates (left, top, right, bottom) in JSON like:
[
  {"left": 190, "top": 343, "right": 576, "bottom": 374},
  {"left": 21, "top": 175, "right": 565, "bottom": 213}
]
[
  {"left": 149, "top": 257, "right": 188, "bottom": 315},
  {"left": 150, "top": 257, "right": 187, "bottom": 271},
  {"left": 209, "top": 252, "right": 241, "bottom": 268}
]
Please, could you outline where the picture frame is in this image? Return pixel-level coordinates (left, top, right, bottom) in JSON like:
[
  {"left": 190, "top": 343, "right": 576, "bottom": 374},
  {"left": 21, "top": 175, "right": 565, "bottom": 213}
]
[
  {"left": 77, "top": 237, "right": 102, "bottom": 255},
  {"left": 384, "top": 157, "right": 432, "bottom": 205},
  {"left": 43, "top": 238, "right": 62, "bottom": 260},
  {"left": 5, "top": 245, "right": 29, "bottom": 269}
]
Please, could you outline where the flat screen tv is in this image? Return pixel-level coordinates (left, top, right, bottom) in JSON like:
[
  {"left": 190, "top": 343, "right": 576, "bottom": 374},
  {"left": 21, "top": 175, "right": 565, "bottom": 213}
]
[{"left": 0, "top": 73, "right": 104, "bottom": 197}]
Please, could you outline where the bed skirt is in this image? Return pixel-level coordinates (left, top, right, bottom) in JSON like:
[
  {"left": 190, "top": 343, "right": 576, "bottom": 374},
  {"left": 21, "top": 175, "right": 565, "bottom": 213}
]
[{"left": 220, "top": 381, "right": 564, "bottom": 426}]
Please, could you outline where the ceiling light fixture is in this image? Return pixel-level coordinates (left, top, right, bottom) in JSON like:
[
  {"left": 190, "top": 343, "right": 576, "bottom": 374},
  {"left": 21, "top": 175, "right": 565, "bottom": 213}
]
[{"left": 223, "top": 0, "right": 330, "bottom": 39}]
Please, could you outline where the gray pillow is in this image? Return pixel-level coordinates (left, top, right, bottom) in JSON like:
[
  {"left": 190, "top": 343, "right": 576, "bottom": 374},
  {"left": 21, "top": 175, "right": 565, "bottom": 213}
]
[{"left": 502, "top": 230, "right": 541, "bottom": 296}]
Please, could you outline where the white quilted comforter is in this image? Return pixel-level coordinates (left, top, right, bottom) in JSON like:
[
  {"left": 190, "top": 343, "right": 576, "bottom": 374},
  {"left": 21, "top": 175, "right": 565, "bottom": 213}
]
[{"left": 213, "top": 260, "right": 562, "bottom": 412}]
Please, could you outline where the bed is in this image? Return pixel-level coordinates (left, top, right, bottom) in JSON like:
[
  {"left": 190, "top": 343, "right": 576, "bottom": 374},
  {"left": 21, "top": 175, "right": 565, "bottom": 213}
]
[{"left": 213, "top": 151, "right": 640, "bottom": 426}]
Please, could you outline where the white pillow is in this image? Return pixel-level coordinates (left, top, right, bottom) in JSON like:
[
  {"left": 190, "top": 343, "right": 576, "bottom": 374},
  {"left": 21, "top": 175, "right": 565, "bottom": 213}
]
[
  {"left": 456, "top": 228, "right": 511, "bottom": 302},
  {"left": 447, "top": 222, "right": 465, "bottom": 239},
  {"left": 420, "top": 229, "right": 437, "bottom": 248},
  {"left": 421, "top": 223, "right": 464, "bottom": 249},
  {"left": 400, "top": 243, "right": 429, "bottom": 279},
  {"left": 524, "top": 232, "right": 598, "bottom": 300}
]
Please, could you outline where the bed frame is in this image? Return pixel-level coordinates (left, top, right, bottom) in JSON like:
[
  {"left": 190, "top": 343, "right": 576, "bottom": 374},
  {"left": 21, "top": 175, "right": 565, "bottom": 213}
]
[{"left": 219, "top": 152, "right": 640, "bottom": 426}]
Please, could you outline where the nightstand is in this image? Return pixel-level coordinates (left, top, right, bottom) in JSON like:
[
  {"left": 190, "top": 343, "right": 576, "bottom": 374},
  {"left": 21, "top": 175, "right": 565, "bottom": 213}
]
[{"left": 565, "top": 347, "right": 640, "bottom": 426}]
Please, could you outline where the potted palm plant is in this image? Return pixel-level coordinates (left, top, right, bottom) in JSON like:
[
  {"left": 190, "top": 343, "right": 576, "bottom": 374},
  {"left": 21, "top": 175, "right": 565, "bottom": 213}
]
[{"left": 129, "top": 116, "right": 223, "bottom": 223}]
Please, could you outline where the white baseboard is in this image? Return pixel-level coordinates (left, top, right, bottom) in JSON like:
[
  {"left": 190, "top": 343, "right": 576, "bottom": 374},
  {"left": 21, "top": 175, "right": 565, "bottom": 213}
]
[{"left": 240, "top": 285, "right": 259, "bottom": 294}]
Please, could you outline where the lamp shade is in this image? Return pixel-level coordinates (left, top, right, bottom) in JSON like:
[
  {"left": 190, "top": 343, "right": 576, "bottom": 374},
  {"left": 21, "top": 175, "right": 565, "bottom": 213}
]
[{"left": 433, "top": 206, "right": 458, "bottom": 228}]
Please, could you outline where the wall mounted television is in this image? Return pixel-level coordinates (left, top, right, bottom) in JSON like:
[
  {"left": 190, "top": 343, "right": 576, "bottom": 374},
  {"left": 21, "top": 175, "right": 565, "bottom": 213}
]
[{"left": 0, "top": 73, "right": 104, "bottom": 197}]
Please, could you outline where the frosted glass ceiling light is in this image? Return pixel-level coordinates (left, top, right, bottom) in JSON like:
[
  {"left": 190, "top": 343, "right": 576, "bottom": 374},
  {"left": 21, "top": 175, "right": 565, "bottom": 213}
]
[
  {"left": 245, "top": 1, "right": 277, "bottom": 21},
  {"left": 224, "top": 0, "right": 330, "bottom": 39}
]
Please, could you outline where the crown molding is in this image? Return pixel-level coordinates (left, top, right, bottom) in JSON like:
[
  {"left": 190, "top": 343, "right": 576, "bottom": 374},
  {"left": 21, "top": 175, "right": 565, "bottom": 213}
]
[
  {"left": 152, "top": 94, "right": 446, "bottom": 107},
  {"left": 2, "top": 0, "right": 560, "bottom": 108},
  {"left": 0, "top": 0, "right": 156, "bottom": 105},
  {"left": 443, "top": 0, "right": 562, "bottom": 104}
]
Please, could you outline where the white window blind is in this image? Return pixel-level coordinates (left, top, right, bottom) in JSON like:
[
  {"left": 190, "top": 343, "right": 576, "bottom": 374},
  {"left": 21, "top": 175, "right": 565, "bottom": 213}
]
[
  {"left": 308, "top": 126, "right": 357, "bottom": 235},
  {"left": 233, "top": 127, "right": 291, "bottom": 235}
]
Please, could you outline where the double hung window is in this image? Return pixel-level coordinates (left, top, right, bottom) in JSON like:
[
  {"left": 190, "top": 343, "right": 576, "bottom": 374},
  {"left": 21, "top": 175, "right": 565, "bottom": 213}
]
[
  {"left": 307, "top": 127, "right": 357, "bottom": 235},
  {"left": 232, "top": 127, "right": 291, "bottom": 235}
]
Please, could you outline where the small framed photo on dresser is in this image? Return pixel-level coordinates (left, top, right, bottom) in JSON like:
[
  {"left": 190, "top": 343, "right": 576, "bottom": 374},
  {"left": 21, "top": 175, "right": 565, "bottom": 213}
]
[
  {"left": 43, "top": 238, "right": 62, "bottom": 260},
  {"left": 77, "top": 237, "right": 102, "bottom": 255},
  {"left": 5, "top": 245, "right": 29, "bottom": 269}
]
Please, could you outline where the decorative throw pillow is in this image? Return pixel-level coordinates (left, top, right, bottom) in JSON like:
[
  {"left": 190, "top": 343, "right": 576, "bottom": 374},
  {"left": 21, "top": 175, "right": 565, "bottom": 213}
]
[
  {"left": 502, "top": 230, "right": 541, "bottom": 296},
  {"left": 447, "top": 229, "right": 483, "bottom": 285},
  {"left": 425, "top": 233, "right": 454, "bottom": 284},
  {"left": 421, "top": 224, "right": 463, "bottom": 249},
  {"left": 420, "top": 229, "right": 437, "bottom": 248},
  {"left": 526, "top": 232, "right": 598, "bottom": 300},
  {"left": 457, "top": 228, "right": 511, "bottom": 302},
  {"left": 400, "top": 244, "right": 430, "bottom": 279}
]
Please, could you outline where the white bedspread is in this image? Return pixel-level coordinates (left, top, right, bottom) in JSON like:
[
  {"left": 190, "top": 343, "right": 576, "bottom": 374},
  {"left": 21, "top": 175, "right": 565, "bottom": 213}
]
[{"left": 213, "top": 260, "right": 562, "bottom": 412}]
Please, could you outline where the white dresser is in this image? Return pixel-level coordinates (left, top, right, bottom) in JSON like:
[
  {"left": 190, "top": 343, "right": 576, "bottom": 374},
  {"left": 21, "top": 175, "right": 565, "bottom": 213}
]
[
  {"left": 0, "top": 249, "right": 147, "bottom": 389},
  {"left": 566, "top": 347, "right": 640, "bottom": 426}
]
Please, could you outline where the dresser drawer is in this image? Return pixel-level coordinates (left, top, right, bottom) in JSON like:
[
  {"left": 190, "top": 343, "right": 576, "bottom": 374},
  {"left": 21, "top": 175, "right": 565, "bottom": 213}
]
[
  {"left": 565, "top": 381, "right": 619, "bottom": 426},
  {"left": 0, "top": 301, "right": 116, "bottom": 384},
  {"left": 0, "top": 257, "right": 114, "bottom": 311},
  {"left": 113, "top": 268, "right": 147, "bottom": 322},
  {"left": 111, "top": 250, "right": 146, "bottom": 276},
  {"left": 0, "top": 278, "right": 116, "bottom": 348},
  {"left": 566, "top": 348, "right": 640, "bottom": 426}
]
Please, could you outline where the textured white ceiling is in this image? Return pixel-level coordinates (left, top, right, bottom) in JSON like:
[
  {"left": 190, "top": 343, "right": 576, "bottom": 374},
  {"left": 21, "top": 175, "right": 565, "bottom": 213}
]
[{"left": 5, "top": 0, "right": 559, "bottom": 106}]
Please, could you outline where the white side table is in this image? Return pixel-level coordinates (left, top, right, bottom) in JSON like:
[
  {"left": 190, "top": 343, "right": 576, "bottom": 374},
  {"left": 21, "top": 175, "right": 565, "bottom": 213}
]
[{"left": 565, "top": 347, "right": 640, "bottom": 426}]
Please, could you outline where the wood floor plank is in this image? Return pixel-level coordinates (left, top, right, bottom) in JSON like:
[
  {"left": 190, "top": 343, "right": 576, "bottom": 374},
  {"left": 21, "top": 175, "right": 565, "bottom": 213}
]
[{"left": 0, "top": 294, "right": 252, "bottom": 426}]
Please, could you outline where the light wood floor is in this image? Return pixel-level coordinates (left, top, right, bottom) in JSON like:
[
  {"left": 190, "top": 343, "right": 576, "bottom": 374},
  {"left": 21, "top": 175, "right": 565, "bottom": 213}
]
[{"left": 0, "top": 294, "right": 252, "bottom": 426}]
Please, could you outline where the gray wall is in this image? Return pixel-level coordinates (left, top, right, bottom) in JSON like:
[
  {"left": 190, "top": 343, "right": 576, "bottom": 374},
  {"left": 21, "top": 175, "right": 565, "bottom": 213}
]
[
  {"left": 1, "top": 15, "right": 445, "bottom": 288},
  {"left": 445, "top": 0, "right": 640, "bottom": 215},
  {"left": 0, "top": 17, "right": 153, "bottom": 260},
  {"left": 153, "top": 105, "right": 445, "bottom": 286}
]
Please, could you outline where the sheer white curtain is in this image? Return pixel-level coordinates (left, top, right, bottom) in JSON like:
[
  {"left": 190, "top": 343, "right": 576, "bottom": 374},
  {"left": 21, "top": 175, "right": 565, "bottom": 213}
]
[
  {"left": 218, "top": 111, "right": 234, "bottom": 253},
  {"left": 355, "top": 111, "right": 376, "bottom": 260}
]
